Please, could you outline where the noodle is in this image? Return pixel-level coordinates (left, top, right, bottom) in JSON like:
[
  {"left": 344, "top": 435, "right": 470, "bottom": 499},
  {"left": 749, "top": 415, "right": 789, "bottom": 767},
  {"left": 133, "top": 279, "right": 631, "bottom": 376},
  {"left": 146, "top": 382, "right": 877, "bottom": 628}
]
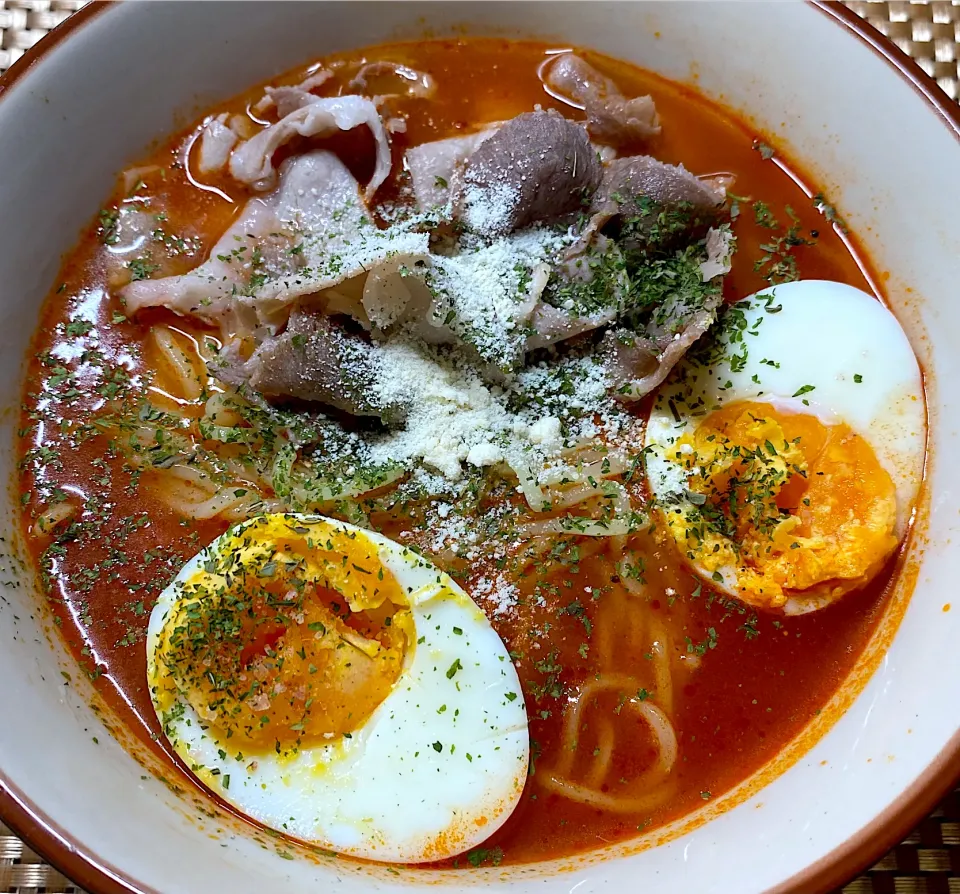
[
  {"left": 545, "top": 673, "right": 679, "bottom": 812},
  {"left": 203, "top": 392, "right": 243, "bottom": 428},
  {"left": 511, "top": 461, "right": 547, "bottom": 511},
  {"left": 165, "top": 464, "right": 215, "bottom": 487},
  {"left": 540, "top": 775, "right": 677, "bottom": 814},
  {"left": 35, "top": 501, "right": 77, "bottom": 534},
  {"left": 518, "top": 516, "right": 631, "bottom": 538},
  {"left": 593, "top": 547, "right": 677, "bottom": 713},
  {"left": 648, "top": 617, "right": 674, "bottom": 715},
  {"left": 159, "top": 473, "right": 262, "bottom": 521},
  {"left": 150, "top": 326, "right": 204, "bottom": 402},
  {"left": 593, "top": 594, "right": 627, "bottom": 672},
  {"left": 585, "top": 717, "right": 616, "bottom": 789},
  {"left": 519, "top": 480, "right": 634, "bottom": 538}
]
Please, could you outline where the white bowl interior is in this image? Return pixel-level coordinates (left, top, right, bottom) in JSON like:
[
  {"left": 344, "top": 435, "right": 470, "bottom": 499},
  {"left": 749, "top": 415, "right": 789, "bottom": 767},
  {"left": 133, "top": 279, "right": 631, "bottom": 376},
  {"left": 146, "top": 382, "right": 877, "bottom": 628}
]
[{"left": 0, "top": 3, "right": 958, "bottom": 892}]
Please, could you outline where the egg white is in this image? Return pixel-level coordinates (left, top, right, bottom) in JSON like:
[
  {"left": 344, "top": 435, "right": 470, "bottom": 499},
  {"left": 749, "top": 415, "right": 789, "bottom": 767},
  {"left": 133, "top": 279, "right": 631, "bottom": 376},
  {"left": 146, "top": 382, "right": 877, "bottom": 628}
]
[
  {"left": 147, "top": 513, "right": 529, "bottom": 863},
  {"left": 645, "top": 280, "right": 926, "bottom": 611}
]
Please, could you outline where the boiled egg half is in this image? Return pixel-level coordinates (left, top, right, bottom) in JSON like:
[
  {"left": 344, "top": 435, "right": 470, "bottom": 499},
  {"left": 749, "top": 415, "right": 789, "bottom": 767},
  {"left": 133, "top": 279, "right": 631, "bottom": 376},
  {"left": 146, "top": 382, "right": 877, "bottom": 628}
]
[
  {"left": 644, "top": 280, "right": 925, "bottom": 614},
  {"left": 147, "top": 513, "right": 529, "bottom": 863}
]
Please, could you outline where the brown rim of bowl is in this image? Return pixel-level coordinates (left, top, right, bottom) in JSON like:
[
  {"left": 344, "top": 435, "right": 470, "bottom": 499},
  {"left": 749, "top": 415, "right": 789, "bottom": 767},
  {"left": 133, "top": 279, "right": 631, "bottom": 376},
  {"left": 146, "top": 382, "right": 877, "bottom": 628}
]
[
  {"left": 766, "top": 5, "right": 960, "bottom": 888},
  {"left": 0, "top": 2, "right": 959, "bottom": 893}
]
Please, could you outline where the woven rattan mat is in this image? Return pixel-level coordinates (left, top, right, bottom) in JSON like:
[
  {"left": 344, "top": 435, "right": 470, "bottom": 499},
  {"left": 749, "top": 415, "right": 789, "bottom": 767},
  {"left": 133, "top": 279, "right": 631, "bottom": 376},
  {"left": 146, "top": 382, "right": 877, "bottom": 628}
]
[{"left": 1, "top": 1, "right": 959, "bottom": 892}]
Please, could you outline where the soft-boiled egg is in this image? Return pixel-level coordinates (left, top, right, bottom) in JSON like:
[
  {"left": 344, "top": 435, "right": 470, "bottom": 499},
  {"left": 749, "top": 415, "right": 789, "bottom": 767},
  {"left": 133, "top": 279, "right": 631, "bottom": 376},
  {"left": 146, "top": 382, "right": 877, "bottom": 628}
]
[
  {"left": 147, "top": 513, "right": 529, "bottom": 863},
  {"left": 644, "top": 280, "right": 925, "bottom": 614}
]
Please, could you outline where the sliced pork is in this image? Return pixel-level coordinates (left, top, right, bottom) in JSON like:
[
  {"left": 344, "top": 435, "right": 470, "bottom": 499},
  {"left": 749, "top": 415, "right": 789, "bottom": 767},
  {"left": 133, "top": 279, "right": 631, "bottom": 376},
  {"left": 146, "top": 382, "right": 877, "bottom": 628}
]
[
  {"left": 526, "top": 234, "right": 627, "bottom": 350},
  {"left": 252, "top": 70, "right": 333, "bottom": 117},
  {"left": 229, "top": 95, "right": 391, "bottom": 199},
  {"left": 604, "top": 289, "right": 723, "bottom": 400},
  {"left": 405, "top": 126, "right": 500, "bottom": 210},
  {"left": 122, "top": 151, "right": 368, "bottom": 332},
  {"left": 197, "top": 114, "right": 239, "bottom": 175},
  {"left": 348, "top": 62, "right": 436, "bottom": 100},
  {"left": 215, "top": 308, "right": 394, "bottom": 419},
  {"left": 591, "top": 156, "right": 726, "bottom": 255},
  {"left": 542, "top": 53, "right": 660, "bottom": 147},
  {"left": 456, "top": 110, "right": 602, "bottom": 237}
]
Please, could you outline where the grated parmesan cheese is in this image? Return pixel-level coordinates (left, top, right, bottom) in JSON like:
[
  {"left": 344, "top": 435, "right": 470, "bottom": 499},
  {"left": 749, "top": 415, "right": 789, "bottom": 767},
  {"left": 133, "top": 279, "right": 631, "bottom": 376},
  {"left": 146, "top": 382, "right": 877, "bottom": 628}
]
[
  {"left": 459, "top": 181, "right": 519, "bottom": 238},
  {"left": 420, "top": 225, "right": 573, "bottom": 369},
  {"left": 360, "top": 331, "right": 625, "bottom": 490}
]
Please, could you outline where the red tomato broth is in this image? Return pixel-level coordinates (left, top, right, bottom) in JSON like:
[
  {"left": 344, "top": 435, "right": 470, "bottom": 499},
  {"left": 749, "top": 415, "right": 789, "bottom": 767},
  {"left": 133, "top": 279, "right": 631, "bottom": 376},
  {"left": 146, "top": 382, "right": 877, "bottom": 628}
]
[{"left": 16, "top": 39, "right": 901, "bottom": 867}]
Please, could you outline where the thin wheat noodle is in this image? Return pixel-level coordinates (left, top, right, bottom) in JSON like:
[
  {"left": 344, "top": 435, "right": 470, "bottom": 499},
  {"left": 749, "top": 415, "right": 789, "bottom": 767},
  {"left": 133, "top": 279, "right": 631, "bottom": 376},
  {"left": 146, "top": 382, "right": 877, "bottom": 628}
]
[
  {"left": 548, "top": 479, "right": 630, "bottom": 511},
  {"left": 562, "top": 450, "right": 632, "bottom": 476},
  {"left": 585, "top": 717, "right": 616, "bottom": 788},
  {"left": 555, "top": 673, "right": 677, "bottom": 775},
  {"left": 151, "top": 327, "right": 203, "bottom": 402},
  {"left": 36, "top": 501, "right": 77, "bottom": 534},
  {"left": 595, "top": 603, "right": 615, "bottom": 670},
  {"left": 649, "top": 617, "right": 674, "bottom": 715},
  {"left": 162, "top": 483, "right": 258, "bottom": 520},
  {"left": 204, "top": 392, "right": 243, "bottom": 427},
  {"left": 165, "top": 464, "right": 216, "bottom": 488},
  {"left": 594, "top": 593, "right": 645, "bottom": 672},
  {"left": 168, "top": 324, "right": 219, "bottom": 366},
  {"left": 146, "top": 386, "right": 197, "bottom": 413},
  {"left": 599, "top": 563, "right": 675, "bottom": 711},
  {"left": 518, "top": 482, "right": 633, "bottom": 538},
  {"left": 511, "top": 448, "right": 628, "bottom": 512},
  {"left": 539, "top": 775, "right": 677, "bottom": 814},
  {"left": 620, "top": 569, "right": 647, "bottom": 599},
  {"left": 518, "top": 517, "right": 631, "bottom": 538},
  {"left": 546, "top": 673, "right": 678, "bottom": 812},
  {"left": 214, "top": 454, "right": 267, "bottom": 485},
  {"left": 549, "top": 482, "right": 607, "bottom": 510},
  {"left": 510, "top": 461, "right": 547, "bottom": 511}
]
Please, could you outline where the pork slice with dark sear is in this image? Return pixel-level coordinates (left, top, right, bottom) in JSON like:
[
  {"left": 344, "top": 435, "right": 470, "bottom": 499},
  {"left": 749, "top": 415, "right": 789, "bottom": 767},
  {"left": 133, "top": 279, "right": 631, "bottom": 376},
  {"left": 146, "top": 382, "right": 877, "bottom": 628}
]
[
  {"left": 215, "top": 308, "right": 398, "bottom": 420},
  {"left": 590, "top": 155, "right": 726, "bottom": 255},
  {"left": 456, "top": 109, "right": 602, "bottom": 237},
  {"left": 524, "top": 159, "right": 726, "bottom": 352}
]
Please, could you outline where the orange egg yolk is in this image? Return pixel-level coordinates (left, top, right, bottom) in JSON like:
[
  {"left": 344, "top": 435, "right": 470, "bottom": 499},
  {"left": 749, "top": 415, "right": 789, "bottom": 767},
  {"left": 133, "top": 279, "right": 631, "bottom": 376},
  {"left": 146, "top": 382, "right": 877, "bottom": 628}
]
[
  {"left": 154, "top": 517, "right": 411, "bottom": 755},
  {"left": 663, "top": 400, "right": 898, "bottom": 609}
]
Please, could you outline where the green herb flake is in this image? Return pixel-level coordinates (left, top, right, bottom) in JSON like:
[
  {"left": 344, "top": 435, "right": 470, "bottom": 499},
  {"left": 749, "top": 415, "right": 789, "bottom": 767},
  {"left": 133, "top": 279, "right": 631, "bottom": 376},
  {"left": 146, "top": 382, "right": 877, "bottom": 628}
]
[{"left": 445, "top": 658, "right": 462, "bottom": 679}]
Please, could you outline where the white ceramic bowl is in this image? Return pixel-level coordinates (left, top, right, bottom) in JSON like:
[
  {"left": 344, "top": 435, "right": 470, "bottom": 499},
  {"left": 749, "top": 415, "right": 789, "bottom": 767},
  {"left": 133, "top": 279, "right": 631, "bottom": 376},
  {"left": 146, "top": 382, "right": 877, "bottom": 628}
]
[{"left": 1, "top": 3, "right": 958, "bottom": 892}]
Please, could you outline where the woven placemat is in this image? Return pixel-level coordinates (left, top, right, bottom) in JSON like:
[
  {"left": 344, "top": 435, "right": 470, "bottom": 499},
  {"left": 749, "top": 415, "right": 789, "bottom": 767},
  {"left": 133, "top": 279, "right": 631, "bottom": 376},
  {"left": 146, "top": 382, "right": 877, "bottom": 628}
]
[{"left": 1, "top": 2, "right": 959, "bottom": 892}]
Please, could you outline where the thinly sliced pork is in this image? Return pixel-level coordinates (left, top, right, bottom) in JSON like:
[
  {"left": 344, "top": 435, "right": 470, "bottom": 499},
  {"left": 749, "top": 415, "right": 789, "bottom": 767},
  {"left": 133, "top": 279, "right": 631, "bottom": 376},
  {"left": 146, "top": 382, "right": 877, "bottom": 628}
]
[
  {"left": 122, "top": 149, "right": 431, "bottom": 334},
  {"left": 405, "top": 126, "right": 500, "bottom": 210},
  {"left": 604, "top": 289, "right": 723, "bottom": 401},
  {"left": 348, "top": 62, "right": 436, "bottom": 100},
  {"left": 542, "top": 53, "right": 660, "bottom": 147},
  {"left": 198, "top": 114, "right": 239, "bottom": 175},
  {"left": 252, "top": 70, "right": 333, "bottom": 117},
  {"left": 122, "top": 151, "right": 361, "bottom": 331},
  {"left": 215, "top": 308, "right": 394, "bottom": 418},
  {"left": 456, "top": 110, "right": 602, "bottom": 237},
  {"left": 229, "top": 95, "right": 391, "bottom": 199}
]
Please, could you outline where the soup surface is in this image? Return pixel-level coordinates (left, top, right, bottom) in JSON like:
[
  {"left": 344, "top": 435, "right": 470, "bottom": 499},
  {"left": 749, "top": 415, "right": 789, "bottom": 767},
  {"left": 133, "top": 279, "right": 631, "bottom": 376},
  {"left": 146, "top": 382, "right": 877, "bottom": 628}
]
[{"left": 17, "top": 39, "right": 920, "bottom": 866}]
